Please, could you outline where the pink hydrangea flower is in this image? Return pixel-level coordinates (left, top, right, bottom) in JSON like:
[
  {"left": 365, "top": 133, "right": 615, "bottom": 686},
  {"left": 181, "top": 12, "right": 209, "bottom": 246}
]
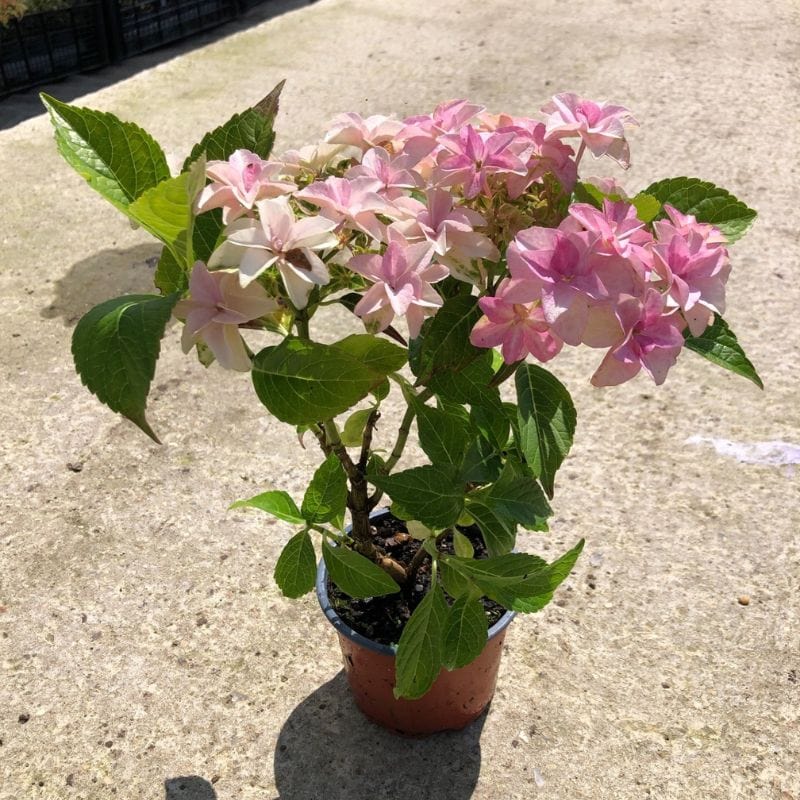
[
  {"left": 390, "top": 189, "right": 499, "bottom": 284},
  {"left": 345, "top": 147, "right": 423, "bottom": 199},
  {"left": 470, "top": 278, "right": 563, "bottom": 364},
  {"left": 348, "top": 237, "right": 447, "bottom": 338},
  {"left": 195, "top": 150, "right": 296, "bottom": 223},
  {"left": 174, "top": 262, "right": 279, "bottom": 371},
  {"left": 591, "top": 289, "right": 685, "bottom": 386},
  {"left": 542, "top": 93, "right": 638, "bottom": 168},
  {"left": 296, "top": 176, "right": 390, "bottom": 240},
  {"left": 651, "top": 218, "right": 731, "bottom": 336},
  {"left": 653, "top": 203, "right": 728, "bottom": 247},
  {"left": 435, "top": 126, "right": 527, "bottom": 199},
  {"left": 507, "top": 222, "right": 605, "bottom": 345},
  {"left": 324, "top": 112, "right": 405, "bottom": 152},
  {"left": 209, "top": 197, "right": 339, "bottom": 309}
]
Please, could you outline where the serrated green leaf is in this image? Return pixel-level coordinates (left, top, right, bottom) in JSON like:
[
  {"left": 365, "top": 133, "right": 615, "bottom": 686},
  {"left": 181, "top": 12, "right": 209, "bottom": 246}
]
[
  {"left": 452, "top": 530, "right": 474, "bottom": 559},
  {"left": 439, "top": 561, "right": 473, "bottom": 598},
  {"left": 331, "top": 334, "right": 406, "bottom": 376},
  {"left": 516, "top": 364, "right": 576, "bottom": 498},
  {"left": 41, "top": 93, "right": 170, "bottom": 213},
  {"left": 414, "top": 294, "right": 483, "bottom": 381},
  {"left": 643, "top": 176, "right": 756, "bottom": 243},
  {"left": 442, "top": 594, "right": 488, "bottom": 670},
  {"left": 464, "top": 500, "right": 517, "bottom": 557},
  {"left": 571, "top": 181, "right": 607, "bottom": 208},
  {"left": 71, "top": 293, "right": 178, "bottom": 442},
  {"left": 469, "top": 396, "right": 509, "bottom": 450},
  {"left": 459, "top": 436, "right": 502, "bottom": 484},
  {"left": 128, "top": 157, "right": 206, "bottom": 266},
  {"left": 394, "top": 583, "right": 448, "bottom": 698},
  {"left": 183, "top": 81, "right": 285, "bottom": 169},
  {"left": 369, "top": 465, "right": 464, "bottom": 529},
  {"left": 230, "top": 490, "right": 304, "bottom": 524},
  {"left": 322, "top": 541, "right": 400, "bottom": 599},
  {"left": 406, "top": 521, "right": 434, "bottom": 540},
  {"left": 444, "top": 539, "right": 584, "bottom": 605},
  {"left": 415, "top": 400, "right": 472, "bottom": 466},
  {"left": 481, "top": 460, "right": 552, "bottom": 531},
  {"left": 683, "top": 314, "right": 763, "bottom": 389},
  {"left": 274, "top": 530, "right": 317, "bottom": 598},
  {"left": 251, "top": 338, "right": 381, "bottom": 425},
  {"left": 154, "top": 247, "right": 187, "bottom": 294},
  {"left": 631, "top": 192, "right": 661, "bottom": 223},
  {"left": 340, "top": 408, "right": 374, "bottom": 447},
  {"left": 301, "top": 453, "right": 347, "bottom": 524}
]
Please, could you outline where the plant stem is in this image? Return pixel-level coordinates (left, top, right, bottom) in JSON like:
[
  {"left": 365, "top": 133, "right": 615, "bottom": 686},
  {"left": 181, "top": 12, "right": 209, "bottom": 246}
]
[
  {"left": 383, "top": 386, "right": 434, "bottom": 473},
  {"left": 489, "top": 359, "right": 522, "bottom": 388},
  {"left": 295, "top": 308, "right": 310, "bottom": 340}
]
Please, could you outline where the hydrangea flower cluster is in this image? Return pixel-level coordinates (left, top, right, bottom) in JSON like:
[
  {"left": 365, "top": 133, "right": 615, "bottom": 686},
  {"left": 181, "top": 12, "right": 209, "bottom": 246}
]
[{"left": 185, "top": 92, "right": 730, "bottom": 388}]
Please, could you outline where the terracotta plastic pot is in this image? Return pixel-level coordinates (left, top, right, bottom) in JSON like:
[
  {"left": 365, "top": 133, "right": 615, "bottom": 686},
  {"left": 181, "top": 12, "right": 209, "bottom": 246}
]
[{"left": 315, "top": 520, "right": 515, "bottom": 737}]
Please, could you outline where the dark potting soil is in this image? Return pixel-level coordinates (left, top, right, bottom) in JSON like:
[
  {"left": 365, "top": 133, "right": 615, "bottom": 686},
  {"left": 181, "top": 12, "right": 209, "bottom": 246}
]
[{"left": 327, "top": 513, "right": 507, "bottom": 647}]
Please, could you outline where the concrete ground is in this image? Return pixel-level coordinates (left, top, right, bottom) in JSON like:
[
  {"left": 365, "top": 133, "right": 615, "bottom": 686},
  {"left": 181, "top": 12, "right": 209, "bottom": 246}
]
[{"left": 1, "top": 1, "right": 799, "bottom": 798}]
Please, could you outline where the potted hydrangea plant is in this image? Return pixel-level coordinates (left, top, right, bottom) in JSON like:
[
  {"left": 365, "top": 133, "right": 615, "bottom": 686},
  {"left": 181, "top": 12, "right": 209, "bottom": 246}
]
[{"left": 42, "top": 81, "right": 760, "bottom": 736}]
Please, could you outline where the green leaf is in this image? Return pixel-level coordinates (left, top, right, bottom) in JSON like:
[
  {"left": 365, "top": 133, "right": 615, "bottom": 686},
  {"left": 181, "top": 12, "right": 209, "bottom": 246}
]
[
  {"left": 445, "top": 539, "right": 584, "bottom": 605},
  {"left": 370, "top": 465, "right": 464, "bottom": 529},
  {"left": 322, "top": 541, "right": 400, "bottom": 599},
  {"left": 643, "top": 177, "right": 757, "bottom": 243},
  {"left": 415, "top": 400, "right": 472, "bottom": 466},
  {"left": 515, "top": 364, "right": 576, "bottom": 498},
  {"left": 229, "top": 489, "right": 304, "bottom": 524},
  {"left": 429, "top": 351, "right": 496, "bottom": 404},
  {"left": 439, "top": 561, "right": 473, "bottom": 598},
  {"left": 331, "top": 334, "right": 406, "bottom": 376},
  {"left": 274, "top": 530, "right": 317, "bottom": 598},
  {"left": 501, "top": 592, "right": 553, "bottom": 613},
  {"left": 128, "top": 157, "right": 206, "bottom": 266},
  {"left": 470, "top": 396, "right": 509, "bottom": 450},
  {"left": 154, "top": 247, "right": 187, "bottom": 294},
  {"left": 683, "top": 314, "right": 763, "bottom": 389},
  {"left": 481, "top": 460, "right": 552, "bottom": 531},
  {"left": 41, "top": 93, "right": 170, "bottom": 213},
  {"left": 442, "top": 594, "right": 488, "bottom": 670},
  {"left": 71, "top": 293, "right": 178, "bottom": 442},
  {"left": 452, "top": 530, "right": 474, "bottom": 559},
  {"left": 571, "top": 181, "right": 607, "bottom": 208},
  {"left": 460, "top": 436, "right": 502, "bottom": 484},
  {"left": 414, "top": 295, "right": 483, "bottom": 381},
  {"left": 340, "top": 408, "right": 374, "bottom": 447},
  {"left": 464, "top": 500, "right": 517, "bottom": 557},
  {"left": 251, "top": 338, "right": 381, "bottom": 425},
  {"left": 183, "top": 80, "right": 285, "bottom": 169},
  {"left": 394, "top": 583, "right": 448, "bottom": 698},
  {"left": 631, "top": 192, "right": 661, "bottom": 223},
  {"left": 301, "top": 453, "right": 347, "bottom": 524}
]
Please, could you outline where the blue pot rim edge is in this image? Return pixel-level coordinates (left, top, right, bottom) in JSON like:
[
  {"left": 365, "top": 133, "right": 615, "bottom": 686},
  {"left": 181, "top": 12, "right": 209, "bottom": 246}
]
[{"left": 314, "top": 509, "right": 517, "bottom": 658}]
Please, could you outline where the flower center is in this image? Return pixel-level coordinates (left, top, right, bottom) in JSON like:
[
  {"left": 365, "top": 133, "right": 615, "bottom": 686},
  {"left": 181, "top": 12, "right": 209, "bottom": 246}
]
[{"left": 285, "top": 248, "right": 313, "bottom": 271}]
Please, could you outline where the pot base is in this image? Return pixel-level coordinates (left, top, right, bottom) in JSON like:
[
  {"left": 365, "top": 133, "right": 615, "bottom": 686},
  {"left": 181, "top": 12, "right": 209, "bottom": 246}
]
[{"left": 337, "top": 626, "right": 510, "bottom": 737}]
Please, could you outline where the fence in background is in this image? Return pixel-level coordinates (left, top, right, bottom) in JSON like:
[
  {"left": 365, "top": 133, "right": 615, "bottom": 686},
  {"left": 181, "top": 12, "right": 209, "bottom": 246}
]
[{"left": 1, "top": 0, "right": 267, "bottom": 98}]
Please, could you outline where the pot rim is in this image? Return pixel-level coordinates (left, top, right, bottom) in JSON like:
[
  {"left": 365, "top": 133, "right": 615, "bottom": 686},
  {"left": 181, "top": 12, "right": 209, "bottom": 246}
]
[{"left": 315, "top": 509, "right": 516, "bottom": 658}]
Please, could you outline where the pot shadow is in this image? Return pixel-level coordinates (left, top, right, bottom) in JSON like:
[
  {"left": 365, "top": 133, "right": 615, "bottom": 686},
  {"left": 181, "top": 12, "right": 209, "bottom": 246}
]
[
  {"left": 164, "top": 776, "right": 217, "bottom": 799},
  {"left": 274, "top": 672, "right": 485, "bottom": 800},
  {"left": 40, "top": 243, "right": 162, "bottom": 325}
]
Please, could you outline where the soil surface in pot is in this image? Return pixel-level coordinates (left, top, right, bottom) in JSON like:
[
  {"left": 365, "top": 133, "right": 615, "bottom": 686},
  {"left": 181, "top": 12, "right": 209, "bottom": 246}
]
[{"left": 328, "top": 513, "right": 507, "bottom": 646}]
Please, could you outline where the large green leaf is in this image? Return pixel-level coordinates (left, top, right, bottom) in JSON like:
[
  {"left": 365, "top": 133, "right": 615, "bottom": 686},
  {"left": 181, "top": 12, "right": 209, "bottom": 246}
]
[
  {"left": 229, "top": 490, "right": 304, "bottom": 525},
  {"left": 331, "top": 334, "right": 406, "bottom": 375},
  {"left": 444, "top": 539, "right": 584, "bottom": 605},
  {"left": 428, "top": 350, "right": 495, "bottom": 405},
  {"left": 463, "top": 500, "right": 517, "bottom": 557},
  {"left": 515, "top": 364, "right": 576, "bottom": 498},
  {"left": 442, "top": 594, "right": 488, "bottom": 670},
  {"left": 414, "top": 295, "right": 483, "bottom": 381},
  {"left": 322, "top": 541, "right": 400, "bottom": 599},
  {"left": 415, "top": 400, "right": 472, "bottom": 466},
  {"left": 71, "top": 293, "right": 178, "bottom": 442},
  {"left": 183, "top": 80, "right": 285, "bottom": 169},
  {"left": 301, "top": 453, "right": 347, "bottom": 524},
  {"left": 274, "top": 530, "right": 317, "bottom": 598},
  {"left": 128, "top": 157, "right": 206, "bottom": 267},
  {"left": 459, "top": 436, "right": 503, "bottom": 484},
  {"left": 340, "top": 408, "right": 374, "bottom": 447},
  {"left": 643, "top": 177, "right": 757, "bottom": 243},
  {"left": 683, "top": 314, "right": 763, "bottom": 389},
  {"left": 41, "top": 93, "right": 170, "bottom": 213},
  {"left": 394, "top": 583, "right": 448, "bottom": 698},
  {"left": 479, "top": 460, "right": 552, "bottom": 531},
  {"left": 370, "top": 465, "right": 465, "bottom": 529},
  {"left": 251, "top": 338, "right": 381, "bottom": 425}
]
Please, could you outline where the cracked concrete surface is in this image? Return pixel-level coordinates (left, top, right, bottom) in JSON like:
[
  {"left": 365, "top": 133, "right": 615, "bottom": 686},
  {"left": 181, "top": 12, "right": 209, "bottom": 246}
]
[{"left": 1, "top": 0, "right": 798, "bottom": 798}]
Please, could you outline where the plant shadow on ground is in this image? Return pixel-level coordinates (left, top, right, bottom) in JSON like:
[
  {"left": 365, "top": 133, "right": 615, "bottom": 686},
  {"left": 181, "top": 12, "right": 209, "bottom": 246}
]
[
  {"left": 165, "top": 776, "right": 217, "bottom": 799},
  {"left": 40, "top": 243, "right": 162, "bottom": 325},
  {"left": 0, "top": 0, "right": 315, "bottom": 130},
  {"left": 274, "top": 672, "right": 485, "bottom": 800}
]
